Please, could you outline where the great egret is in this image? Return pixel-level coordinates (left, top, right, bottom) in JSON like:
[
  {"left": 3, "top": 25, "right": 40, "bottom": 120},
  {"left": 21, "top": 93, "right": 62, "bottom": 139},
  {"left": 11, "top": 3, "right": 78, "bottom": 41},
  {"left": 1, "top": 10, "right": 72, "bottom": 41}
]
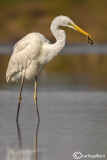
[{"left": 6, "top": 15, "right": 93, "bottom": 122}]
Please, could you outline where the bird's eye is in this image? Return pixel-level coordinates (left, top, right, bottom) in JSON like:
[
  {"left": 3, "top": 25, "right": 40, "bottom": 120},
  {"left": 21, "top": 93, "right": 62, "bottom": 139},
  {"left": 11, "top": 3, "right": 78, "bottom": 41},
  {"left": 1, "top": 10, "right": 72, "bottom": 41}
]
[{"left": 68, "top": 22, "right": 72, "bottom": 26}]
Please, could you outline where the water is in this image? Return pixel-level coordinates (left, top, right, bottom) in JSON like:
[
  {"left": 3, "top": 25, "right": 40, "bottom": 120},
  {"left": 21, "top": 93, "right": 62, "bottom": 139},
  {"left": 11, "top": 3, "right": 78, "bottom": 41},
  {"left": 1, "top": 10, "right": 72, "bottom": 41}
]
[
  {"left": 0, "top": 88, "right": 107, "bottom": 160},
  {"left": 0, "top": 43, "right": 107, "bottom": 54}
]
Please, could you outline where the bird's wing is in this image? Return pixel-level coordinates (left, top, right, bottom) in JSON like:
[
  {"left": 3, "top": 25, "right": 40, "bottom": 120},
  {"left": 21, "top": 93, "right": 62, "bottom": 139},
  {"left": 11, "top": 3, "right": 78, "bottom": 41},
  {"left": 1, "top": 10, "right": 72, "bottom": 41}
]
[
  {"left": 6, "top": 38, "right": 41, "bottom": 81},
  {"left": 6, "top": 33, "right": 48, "bottom": 82},
  {"left": 13, "top": 33, "right": 48, "bottom": 54},
  {"left": 13, "top": 38, "right": 30, "bottom": 54},
  {"left": 6, "top": 41, "right": 31, "bottom": 80}
]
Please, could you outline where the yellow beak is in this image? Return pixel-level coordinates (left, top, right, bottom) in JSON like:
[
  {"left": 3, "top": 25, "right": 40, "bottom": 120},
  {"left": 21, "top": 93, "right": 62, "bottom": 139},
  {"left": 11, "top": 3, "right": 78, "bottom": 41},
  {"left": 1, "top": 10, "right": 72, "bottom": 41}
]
[{"left": 72, "top": 24, "right": 93, "bottom": 45}]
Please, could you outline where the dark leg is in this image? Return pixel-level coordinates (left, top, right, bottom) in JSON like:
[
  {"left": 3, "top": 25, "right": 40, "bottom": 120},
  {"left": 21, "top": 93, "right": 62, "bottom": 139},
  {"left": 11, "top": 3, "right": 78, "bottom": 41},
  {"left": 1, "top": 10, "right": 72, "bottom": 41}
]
[
  {"left": 35, "top": 120, "right": 40, "bottom": 160},
  {"left": 16, "top": 121, "right": 22, "bottom": 150},
  {"left": 16, "top": 74, "right": 25, "bottom": 122},
  {"left": 34, "top": 76, "right": 40, "bottom": 122}
]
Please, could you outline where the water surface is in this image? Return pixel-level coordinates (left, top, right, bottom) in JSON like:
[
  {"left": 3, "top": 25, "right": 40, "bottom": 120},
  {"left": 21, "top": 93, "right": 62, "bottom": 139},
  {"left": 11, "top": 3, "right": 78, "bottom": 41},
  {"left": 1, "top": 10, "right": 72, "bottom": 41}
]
[{"left": 0, "top": 89, "right": 107, "bottom": 159}]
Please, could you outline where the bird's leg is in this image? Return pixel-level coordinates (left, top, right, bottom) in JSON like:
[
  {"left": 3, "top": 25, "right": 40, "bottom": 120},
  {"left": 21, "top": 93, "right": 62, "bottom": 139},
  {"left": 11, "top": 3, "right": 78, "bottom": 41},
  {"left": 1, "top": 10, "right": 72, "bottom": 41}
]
[
  {"left": 16, "top": 71, "right": 25, "bottom": 122},
  {"left": 34, "top": 76, "right": 40, "bottom": 122},
  {"left": 35, "top": 120, "right": 40, "bottom": 160}
]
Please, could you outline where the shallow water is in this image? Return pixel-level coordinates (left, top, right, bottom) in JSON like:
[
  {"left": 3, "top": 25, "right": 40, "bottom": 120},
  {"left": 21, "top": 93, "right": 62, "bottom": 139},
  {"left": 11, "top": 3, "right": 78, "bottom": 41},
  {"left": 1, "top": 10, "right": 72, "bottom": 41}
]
[{"left": 0, "top": 89, "right": 107, "bottom": 160}]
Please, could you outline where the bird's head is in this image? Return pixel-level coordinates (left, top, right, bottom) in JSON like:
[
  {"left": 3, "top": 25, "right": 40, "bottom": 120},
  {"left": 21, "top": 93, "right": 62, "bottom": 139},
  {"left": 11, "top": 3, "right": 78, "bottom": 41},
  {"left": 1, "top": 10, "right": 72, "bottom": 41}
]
[{"left": 52, "top": 15, "right": 93, "bottom": 45}]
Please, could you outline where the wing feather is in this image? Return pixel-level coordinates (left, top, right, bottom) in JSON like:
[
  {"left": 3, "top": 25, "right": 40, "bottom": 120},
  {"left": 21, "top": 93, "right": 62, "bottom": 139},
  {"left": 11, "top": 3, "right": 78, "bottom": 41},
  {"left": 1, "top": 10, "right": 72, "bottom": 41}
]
[
  {"left": 13, "top": 39, "right": 29, "bottom": 54},
  {"left": 6, "top": 33, "right": 46, "bottom": 82},
  {"left": 6, "top": 41, "right": 33, "bottom": 81}
]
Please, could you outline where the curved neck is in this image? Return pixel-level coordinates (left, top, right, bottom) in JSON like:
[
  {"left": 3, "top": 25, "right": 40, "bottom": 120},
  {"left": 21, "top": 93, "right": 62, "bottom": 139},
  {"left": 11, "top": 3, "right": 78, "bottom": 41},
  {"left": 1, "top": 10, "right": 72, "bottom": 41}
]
[
  {"left": 42, "top": 20, "right": 66, "bottom": 64},
  {"left": 50, "top": 20, "right": 66, "bottom": 46}
]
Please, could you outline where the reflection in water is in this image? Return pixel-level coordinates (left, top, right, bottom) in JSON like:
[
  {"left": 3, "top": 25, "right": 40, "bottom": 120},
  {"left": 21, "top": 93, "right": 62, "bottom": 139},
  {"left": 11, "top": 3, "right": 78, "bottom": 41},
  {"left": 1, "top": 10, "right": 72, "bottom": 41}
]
[
  {"left": 7, "top": 149, "right": 33, "bottom": 160},
  {"left": 3, "top": 90, "right": 107, "bottom": 160},
  {"left": 6, "top": 121, "right": 40, "bottom": 160}
]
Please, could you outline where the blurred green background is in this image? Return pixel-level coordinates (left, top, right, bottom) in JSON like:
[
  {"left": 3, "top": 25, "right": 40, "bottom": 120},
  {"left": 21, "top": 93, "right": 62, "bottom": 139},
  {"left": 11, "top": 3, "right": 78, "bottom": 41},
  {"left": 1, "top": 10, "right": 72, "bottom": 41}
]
[{"left": 0, "top": 0, "right": 107, "bottom": 90}]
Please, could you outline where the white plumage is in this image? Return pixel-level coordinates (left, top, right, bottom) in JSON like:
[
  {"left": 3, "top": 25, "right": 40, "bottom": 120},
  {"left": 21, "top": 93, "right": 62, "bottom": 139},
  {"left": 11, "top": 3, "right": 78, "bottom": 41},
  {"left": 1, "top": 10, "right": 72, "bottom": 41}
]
[
  {"left": 6, "top": 15, "right": 93, "bottom": 122},
  {"left": 6, "top": 15, "right": 92, "bottom": 83},
  {"left": 6, "top": 33, "right": 50, "bottom": 82}
]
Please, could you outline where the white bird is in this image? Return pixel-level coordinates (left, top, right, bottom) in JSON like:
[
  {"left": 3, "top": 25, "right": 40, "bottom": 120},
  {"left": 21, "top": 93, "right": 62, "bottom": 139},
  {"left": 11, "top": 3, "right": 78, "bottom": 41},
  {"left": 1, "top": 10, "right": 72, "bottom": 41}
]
[{"left": 6, "top": 15, "right": 93, "bottom": 122}]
